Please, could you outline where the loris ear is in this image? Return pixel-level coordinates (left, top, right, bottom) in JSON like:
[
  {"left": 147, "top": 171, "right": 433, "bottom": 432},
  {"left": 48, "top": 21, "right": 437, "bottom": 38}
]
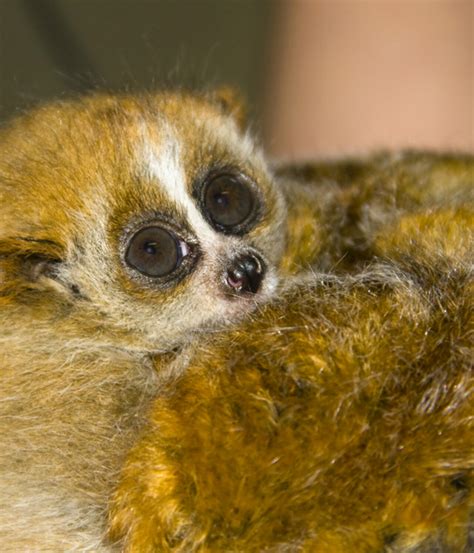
[
  {"left": 207, "top": 86, "right": 247, "bottom": 131},
  {"left": 0, "top": 237, "right": 64, "bottom": 291}
]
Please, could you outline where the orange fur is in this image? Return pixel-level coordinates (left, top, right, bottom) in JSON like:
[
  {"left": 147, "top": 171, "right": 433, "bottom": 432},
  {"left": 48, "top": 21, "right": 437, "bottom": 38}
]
[
  {"left": 0, "top": 90, "right": 286, "bottom": 549},
  {"left": 110, "top": 153, "right": 473, "bottom": 552},
  {"left": 0, "top": 89, "right": 472, "bottom": 551}
]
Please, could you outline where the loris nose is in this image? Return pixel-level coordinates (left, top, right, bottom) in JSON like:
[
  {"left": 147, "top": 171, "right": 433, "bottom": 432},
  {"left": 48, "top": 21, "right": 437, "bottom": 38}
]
[{"left": 226, "top": 252, "right": 266, "bottom": 294}]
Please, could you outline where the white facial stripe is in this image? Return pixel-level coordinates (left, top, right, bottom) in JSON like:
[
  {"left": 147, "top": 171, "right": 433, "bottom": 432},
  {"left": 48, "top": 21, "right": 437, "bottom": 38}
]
[{"left": 141, "top": 125, "right": 219, "bottom": 248}]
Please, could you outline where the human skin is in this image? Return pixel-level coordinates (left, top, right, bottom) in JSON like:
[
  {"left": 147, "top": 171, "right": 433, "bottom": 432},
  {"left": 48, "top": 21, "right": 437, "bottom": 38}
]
[{"left": 263, "top": 0, "right": 473, "bottom": 159}]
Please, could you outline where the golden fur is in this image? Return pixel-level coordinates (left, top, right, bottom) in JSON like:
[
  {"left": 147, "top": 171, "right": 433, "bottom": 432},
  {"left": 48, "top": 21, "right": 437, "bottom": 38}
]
[
  {"left": 0, "top": 90, "right": 472, "bottom": 551},
  {"left": 110, "top": 153, "right": 473, "bottom": 551},
  {"left": 111, "top": 264, "right": 474, "bottom": 552},
  {"left": 0, "top": 90, "right": 285, "bottom": 550}
]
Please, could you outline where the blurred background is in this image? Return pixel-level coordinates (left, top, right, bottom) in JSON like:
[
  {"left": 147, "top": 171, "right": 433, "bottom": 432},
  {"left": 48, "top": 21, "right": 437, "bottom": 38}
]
[{"left": 0, "top": 0, "right": 472, "bottom": 158}]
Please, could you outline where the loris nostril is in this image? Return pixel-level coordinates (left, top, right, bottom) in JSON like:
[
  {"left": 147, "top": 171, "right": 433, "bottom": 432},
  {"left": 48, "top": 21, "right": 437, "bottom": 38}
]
[
  {"left": 226, "top": 268, "right": 245, "bottom": 290},
  {"left": 225, "top": 253, "right": 265, "bottom": 295}
]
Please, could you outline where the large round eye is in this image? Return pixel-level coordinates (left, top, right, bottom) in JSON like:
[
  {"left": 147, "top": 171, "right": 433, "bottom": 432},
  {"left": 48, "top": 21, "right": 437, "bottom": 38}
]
[
  {"left": 203, "top": 174, "right": 256, "bottom": 231},
  {"left": 125, "top": 227, "right": 182, "bottom": 277}
]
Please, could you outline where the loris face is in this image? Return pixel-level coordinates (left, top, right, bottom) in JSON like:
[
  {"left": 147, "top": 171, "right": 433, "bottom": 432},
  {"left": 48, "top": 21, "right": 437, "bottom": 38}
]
[{"left": 0, "top": 91, "right": 287, "bottom": 353}]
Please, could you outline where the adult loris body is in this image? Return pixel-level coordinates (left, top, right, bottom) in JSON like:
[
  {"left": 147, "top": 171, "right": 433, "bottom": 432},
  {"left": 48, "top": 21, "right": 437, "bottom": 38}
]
[
  {"left": 111, "top": 155, "right": 474, "bottom": 551},
  {"left": 1, "top": 90, "right": 472, "bottom": 551},
  {"left": 0, "top": 91, "right": 287, "bottom": 550}
]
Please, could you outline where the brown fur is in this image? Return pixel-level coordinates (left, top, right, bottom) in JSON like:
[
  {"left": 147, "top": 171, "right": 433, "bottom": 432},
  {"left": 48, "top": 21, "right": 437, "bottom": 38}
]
[
  {"left": 0, "top": 90, "right": 472, "bottom": 551},
  {"left": 0, "top": 90, "right": 286, "bottom": 549},
  {"left": 279, "top": 151, "right": 473, "bottom": 273},
  {"left": 110, "top": 153, "right": 473, "bottom": 552}
]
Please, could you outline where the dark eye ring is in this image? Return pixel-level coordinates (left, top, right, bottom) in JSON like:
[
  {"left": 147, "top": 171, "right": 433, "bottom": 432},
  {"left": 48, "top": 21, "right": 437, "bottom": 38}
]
[
  {"left": 125, "top": 226, "right": 188, "bottom": 278},
  {"left": 201, "top": 173, "right": 258, "bottom": 233}
]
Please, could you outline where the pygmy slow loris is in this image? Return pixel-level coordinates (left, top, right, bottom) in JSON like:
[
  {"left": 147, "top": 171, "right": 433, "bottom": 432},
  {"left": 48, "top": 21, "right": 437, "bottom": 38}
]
[
  {"left": 0, "top": 90, "right": 472, "bottom": 552},
  {"left": 0, "top": 89, "right": 288, "bottom": 550}
]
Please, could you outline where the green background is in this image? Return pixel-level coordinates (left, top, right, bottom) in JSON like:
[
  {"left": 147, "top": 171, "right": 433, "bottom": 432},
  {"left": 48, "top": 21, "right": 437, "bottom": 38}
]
[{"left": 0, "top": 0, "right": 276, "bottom": 123}]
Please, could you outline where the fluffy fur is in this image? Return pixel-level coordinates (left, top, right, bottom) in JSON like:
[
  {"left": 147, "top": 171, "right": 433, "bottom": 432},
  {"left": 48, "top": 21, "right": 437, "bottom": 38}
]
[
  {"left": 0, "top": 90, "right": 285, "bottom": 550},
  {"left": 111, "top": 266, "right": 474, "bottom": 552},
  {"left": 0, "top": 90, "right": 472, "bottom": 551},
  {"left": 109, "top": 153, "right": 474, "bottom": 551}
]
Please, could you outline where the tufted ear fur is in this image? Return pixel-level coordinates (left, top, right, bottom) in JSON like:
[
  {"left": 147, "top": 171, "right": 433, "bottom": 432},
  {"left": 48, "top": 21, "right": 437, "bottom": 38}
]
[{"left": 207, "top": 86, "right": 247, "bottom": 131}]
